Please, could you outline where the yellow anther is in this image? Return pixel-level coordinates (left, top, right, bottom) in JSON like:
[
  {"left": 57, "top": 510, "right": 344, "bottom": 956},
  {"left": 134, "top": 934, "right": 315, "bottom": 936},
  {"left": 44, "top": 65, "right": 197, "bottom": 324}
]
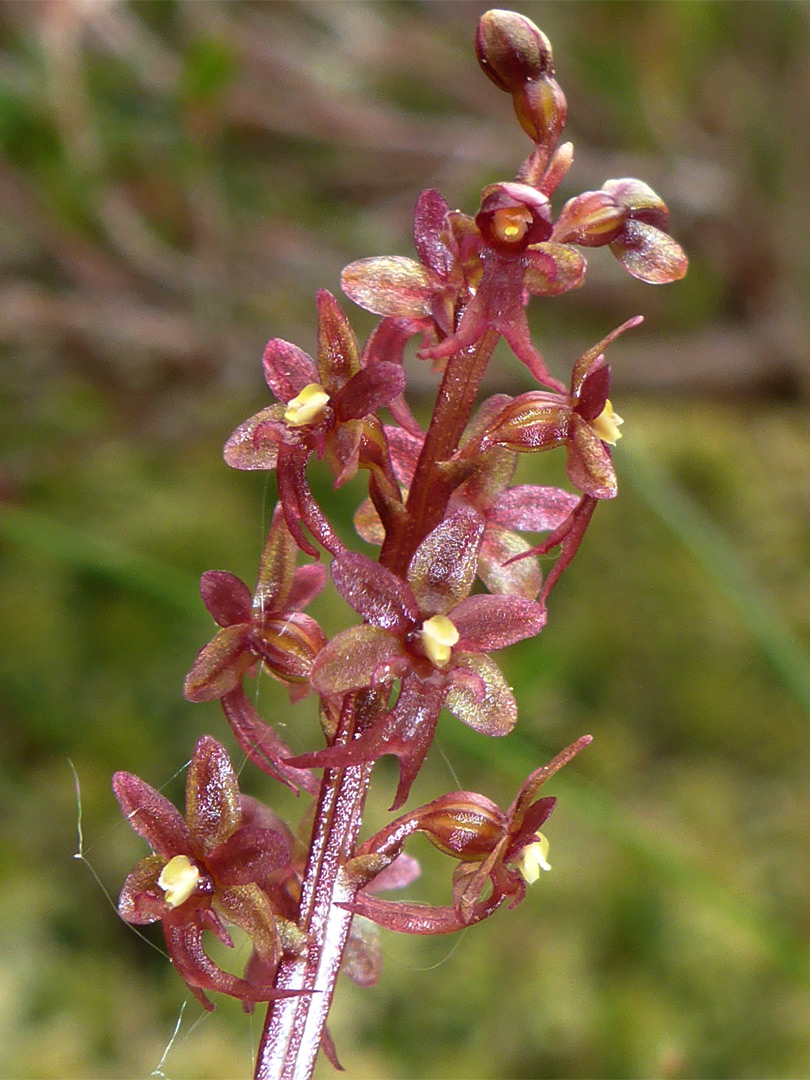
[
  {"left": 158, "top": 854, "right": 201, "bottom": 909},
  {"left": 590, "top": 398, "right": 624, "bottom": 445},
  {"left": 284, "top": 383, "right": 330, "bottom": 427},
  {"left": 420, "top": 614, "right": 460, "bottom": 668},
  {"left": 516, "top": 833, "right": 551, "bottom": 884},
  {"left": 491, "top": 206, "right": 533, "bottom": 244}
]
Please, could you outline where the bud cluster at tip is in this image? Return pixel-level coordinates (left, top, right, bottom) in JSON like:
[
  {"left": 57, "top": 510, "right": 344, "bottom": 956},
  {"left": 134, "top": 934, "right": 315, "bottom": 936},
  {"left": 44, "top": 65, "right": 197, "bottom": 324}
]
[{"left": 476, "top": 9, "right": 566, "bottom": 148}]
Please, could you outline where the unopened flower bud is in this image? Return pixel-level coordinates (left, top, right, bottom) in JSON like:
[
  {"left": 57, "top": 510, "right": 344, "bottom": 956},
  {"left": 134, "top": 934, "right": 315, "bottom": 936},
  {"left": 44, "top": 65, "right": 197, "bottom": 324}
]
[
  {"left": 512, "top": 76, "right": 567, "bottom": 146},
  {"left": 416, "top": 796, "right": 505, "bottom": 861},
  {"left": 158, "top": 854, "right": 201, "bottom": 908},
  {"left": 476, "top": 10, "right": 554, "bottom": 93},
  {"left": 481, "top": 392, "right": 570, "bottom": 453}
]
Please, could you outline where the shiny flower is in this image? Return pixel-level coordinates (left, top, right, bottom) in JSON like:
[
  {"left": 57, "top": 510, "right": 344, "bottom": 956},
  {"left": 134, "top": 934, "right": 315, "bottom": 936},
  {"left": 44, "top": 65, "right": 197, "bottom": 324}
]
[
  {"left": 113, "top": 736, "right": 306, "bottom": 1011},
  {"left": 289, "top": 508, "right": 546, "bottom": 809}
]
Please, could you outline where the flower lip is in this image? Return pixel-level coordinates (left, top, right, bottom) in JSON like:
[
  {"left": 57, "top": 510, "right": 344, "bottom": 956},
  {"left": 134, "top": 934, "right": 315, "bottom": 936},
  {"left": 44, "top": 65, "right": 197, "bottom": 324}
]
[
  {"left": 283, "top": 383, "right": 331, "bottom": 427},
  {"left": 158, "top": 854, "right": 202, "bottom": 909},
  {"left": 420, "top": 614, "right": 460, "bottom": 667}
]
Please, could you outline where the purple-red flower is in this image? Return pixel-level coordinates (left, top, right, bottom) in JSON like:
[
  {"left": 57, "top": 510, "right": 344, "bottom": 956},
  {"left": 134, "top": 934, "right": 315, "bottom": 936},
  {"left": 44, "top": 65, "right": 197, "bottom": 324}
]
[
  {"left": 184, "top": 506, "right": 327, "bottom": 705},
  {"left": 468, "top": 317, "right": 642, "bottom": 500},
  {"left": 344, "top": 735, "right": 592, "bottom": 933},
  {"left": 289, "top": 508, "right": 546, "bottom": 808},
  {"left": 223, "top": 289, "right": 405, "bottom": 555},
  {"left": 113, "top": 736, "right": 307, "bottom": 1011}
]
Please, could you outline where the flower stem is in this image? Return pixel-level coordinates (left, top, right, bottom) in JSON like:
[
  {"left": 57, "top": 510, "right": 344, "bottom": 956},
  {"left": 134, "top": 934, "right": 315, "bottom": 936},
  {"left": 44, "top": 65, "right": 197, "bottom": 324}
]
[
  {"left": 381, "top": 328, "right": 500, "bottom": 576},
  {"left": 255, "top": 699, "right": 372, "bottom": 1080}
]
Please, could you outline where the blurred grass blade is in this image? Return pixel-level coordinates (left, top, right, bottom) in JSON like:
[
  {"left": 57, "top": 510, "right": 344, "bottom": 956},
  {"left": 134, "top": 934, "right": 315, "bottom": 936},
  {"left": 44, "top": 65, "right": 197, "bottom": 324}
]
[
  {"left": 0, "top": 502, "right": 201, "bottom": 615},
  {"left": 623, "top": 446, "right": 810, "bottom": 719}
]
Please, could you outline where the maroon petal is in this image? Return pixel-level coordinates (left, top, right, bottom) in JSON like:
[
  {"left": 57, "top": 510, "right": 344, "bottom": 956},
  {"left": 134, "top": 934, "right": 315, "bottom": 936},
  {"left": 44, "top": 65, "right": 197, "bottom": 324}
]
[
  {"left": 488, "top": 484, "right": 579, "bottom": 531},
  {"left": 310, "top": 625, "right": 410, "bottom": 696},
  {"left": 210, "top": 825, "right": 291, "bottom": 888},
  {"left": 221, "top": 688, "right": 319, "bottom": 794},
  {"left": 332, "top": 551, "right": 418, "bottom": 630},
  {"left": 335, "top": 361, "right": 406, "bottom": 422},
  {"left": 185, "top": 735, "right": 242, "bottom": 854},
  {"left": 413, "top": 188, "right": 454, "bottom": 278},
  {"left": 407, "top": 508, "right": 484, "bottom": 616},
  {"left": 316, "top": 289, "right": 361, "bottom": 391},
  {"left": 162, "top": 914, "right": 301, "bottom": 1012},
  {"left": 286, "top": 562, "right": 328, "bottom": 612},
  {"left": 200, "top": 571, "right": 252, "bottom": 627},
  {"left": 113, "top": 772, "right": 192, "bottom": 858},
  {"left": 262, "top": 339, "right": 318, "bottom": 403},
  {"left": 576, "top": 364, "right": 611, "bottom": 421},
  {"left": 451, "top": 594, "right": 546, "bottom": 651}
]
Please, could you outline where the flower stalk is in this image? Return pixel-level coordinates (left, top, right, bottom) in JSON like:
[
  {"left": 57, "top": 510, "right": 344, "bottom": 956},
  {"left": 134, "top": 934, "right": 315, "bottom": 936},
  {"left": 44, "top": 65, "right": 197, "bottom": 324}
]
[{"left": 111, "top": 11, "right": 686, "bottom": 1079}]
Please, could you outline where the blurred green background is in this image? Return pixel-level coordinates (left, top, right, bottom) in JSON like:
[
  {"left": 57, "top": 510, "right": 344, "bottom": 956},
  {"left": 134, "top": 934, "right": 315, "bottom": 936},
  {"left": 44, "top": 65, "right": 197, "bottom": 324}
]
[{"left": 2, "top": 1, "right": 810, "bottom": 1077}]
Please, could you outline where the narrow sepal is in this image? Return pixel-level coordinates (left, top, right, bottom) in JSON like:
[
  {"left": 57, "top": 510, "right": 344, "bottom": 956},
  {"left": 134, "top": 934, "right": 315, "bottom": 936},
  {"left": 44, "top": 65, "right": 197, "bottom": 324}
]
[
  {"left": 185, "top": 736, "right": 242, "bottom": 855},
  {"left": 112, "top": 772, "right": 192, "bottom": 858}
]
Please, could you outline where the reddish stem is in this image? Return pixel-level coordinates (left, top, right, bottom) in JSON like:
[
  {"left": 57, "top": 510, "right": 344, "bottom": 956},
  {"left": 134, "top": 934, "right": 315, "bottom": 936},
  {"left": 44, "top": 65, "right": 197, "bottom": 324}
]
[{"left": 257, "top": 332, "right": 500, "bottom": 1079}]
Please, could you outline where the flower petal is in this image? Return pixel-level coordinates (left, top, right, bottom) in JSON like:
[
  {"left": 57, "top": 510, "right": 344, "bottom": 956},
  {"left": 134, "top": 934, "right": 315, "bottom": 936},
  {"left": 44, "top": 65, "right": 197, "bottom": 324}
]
[
  {"left": 262, "top": 339, "right": 318, "bottom": 403},
  {"left": 185, "top": 736, "right": 242, "bottom": 854},
  {"left": 610, "top": 220, "right": 688, "bottom": 284},
  {"left": 332, "top": 551, "right": 418, "bottom": 630},
  {"left": 451, "top": 594, "right": 546, "bottom": 651},
  {"left": 310, "top": 625, "right": 409, "bottom": 696},
  {"left": 341, "top": 256, "right": 437, "bottom": 318},
  {"left": 445, "top": 654, "right": 517, "bottom": 736},
  {"left": 223, "top": 406, "right": 284, "bottom": 471},
  {"left": 113, "top": 772, "right": 192, "bottom": 858},
  {"left": 479, "top": 525, "right": 543, "bottom": 599},
  {"left": 316, "top": 289, "right": 361, "bottom": 390},
  {"left": 183, "top": 624, "right": 253, "bottom": 702},
  {"left": 407, "top": 508, "right": 484, "bottom": 616},
  {"left": 117, "top": 853, "right": 168, "bottom": 924},
  {"left": 335, "top": 361, "right": 406, "bottom": 423},
  {"left": 566, "top": 420, "right": 617, "bottom": 499},
  {"left": 522, "top": 242, "right": 586, "bottom": 296},
  {"left": 199, "top": 571, "right": 252, "bottom": 627},
  {"left": 488, "top": 484, "right": 579, "bottom": 531}
]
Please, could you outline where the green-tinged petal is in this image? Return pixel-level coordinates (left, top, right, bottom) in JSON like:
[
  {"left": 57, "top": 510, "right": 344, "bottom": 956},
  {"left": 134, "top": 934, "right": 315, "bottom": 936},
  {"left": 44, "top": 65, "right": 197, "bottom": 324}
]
[
  {"left": 610, "top": 221, "right": 688, "bottom": 284},
  {"left": 566, "top": 419, "right": 617, "bottom": 499},
  {"left": 407, "top": 508, "right": 484, "bottom": 616},
  {"left": 445, "top": 653, "right": 518, "bottom": 736},
  {"left": 117, "top": 853, "right": 167, "bottom": 924},
  {"left": 479, "top": 524, "right": 543, "bottom": 599},
  {"left": 183, "top": 624, "right": 253, "bottom": 702},
  {"left": 214, "top": 884, "right": 281, "bottom": 969},
  {"left": 523, "top": 242, "right": 586, "bottom": 296},
  {"left": 186, "top": 736, "right": 242, "bottom": 854},
  {"left": 223, "top": 405, "right": 285, "bottom": 470},
  {"left": 316, "top": 289, "right": 360, "bottom": 389},
  {"left": 341, "top": 257, "right": 436, "bottom": 318},
  {"left": 254, "top": 505, "right": 297, "bottom": 613},
  {"left": 310, "top": 624, "right": 409, "bottom": 695}
]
